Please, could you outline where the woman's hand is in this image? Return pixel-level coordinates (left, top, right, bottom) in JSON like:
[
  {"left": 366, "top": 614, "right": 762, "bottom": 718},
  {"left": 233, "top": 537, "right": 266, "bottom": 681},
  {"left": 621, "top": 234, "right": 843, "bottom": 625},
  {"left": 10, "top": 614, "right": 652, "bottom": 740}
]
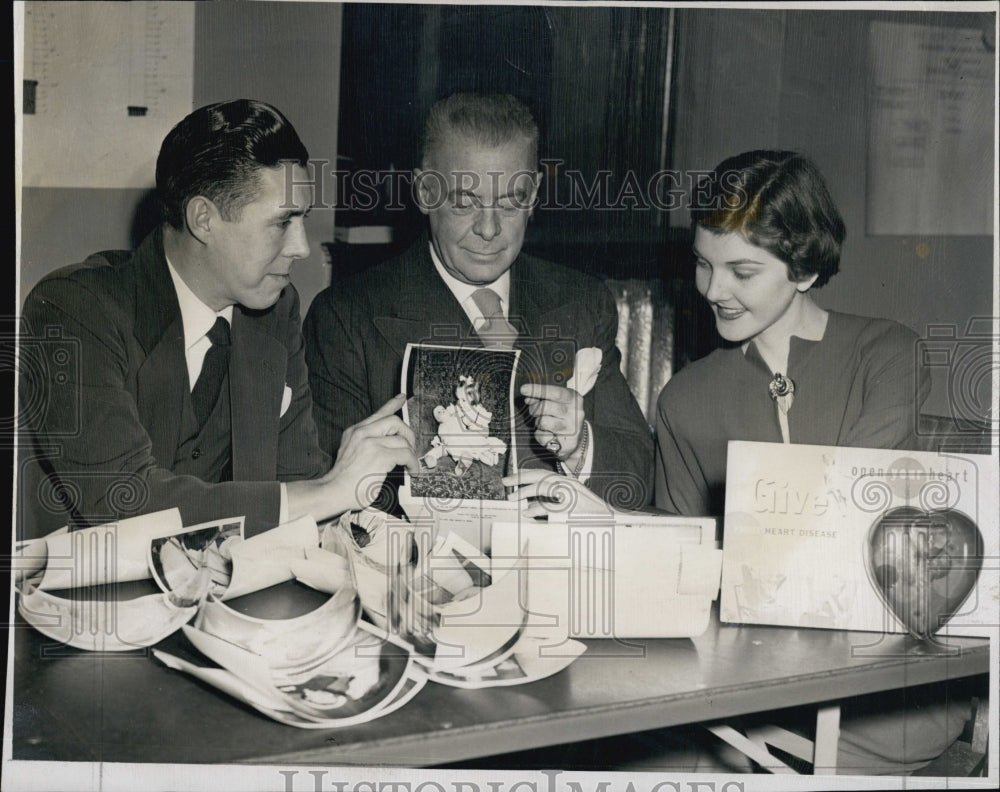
[{"left": 503, "top": 468, "right": 612, "bottom": 519}]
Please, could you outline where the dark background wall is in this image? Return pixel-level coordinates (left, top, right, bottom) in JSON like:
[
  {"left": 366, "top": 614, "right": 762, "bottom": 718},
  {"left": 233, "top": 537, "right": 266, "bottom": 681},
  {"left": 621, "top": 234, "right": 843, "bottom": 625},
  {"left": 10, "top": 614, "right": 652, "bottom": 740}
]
[
  {"left": 17, "top": 3, "right": 995, "bottom": 417},
  {"left": 671, "top": 8, "right": 995, "bottom": 415}
]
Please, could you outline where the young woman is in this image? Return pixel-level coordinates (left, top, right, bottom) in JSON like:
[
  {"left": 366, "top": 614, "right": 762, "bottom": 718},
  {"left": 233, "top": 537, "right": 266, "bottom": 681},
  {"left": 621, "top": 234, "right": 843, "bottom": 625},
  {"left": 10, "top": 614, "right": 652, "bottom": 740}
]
[
  {"left": 655, "top": 149, "right": 929, "bottom": 518},
  {"left": 651, "top": 150, "right": 966, "bottom": 774},
  {"left": 511, "top": 152, "right": 969, "bottom": 774}
]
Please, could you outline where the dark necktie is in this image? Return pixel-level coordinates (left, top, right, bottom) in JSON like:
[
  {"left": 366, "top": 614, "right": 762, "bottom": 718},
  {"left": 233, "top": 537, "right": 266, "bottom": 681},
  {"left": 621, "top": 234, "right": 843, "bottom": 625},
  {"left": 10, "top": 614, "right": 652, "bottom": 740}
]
[
  {"left": 191, "top": 317, "right": 231, "bottom": 426},
  {"left": 470, "top": 288, "right": 517, "bottom": 348}
]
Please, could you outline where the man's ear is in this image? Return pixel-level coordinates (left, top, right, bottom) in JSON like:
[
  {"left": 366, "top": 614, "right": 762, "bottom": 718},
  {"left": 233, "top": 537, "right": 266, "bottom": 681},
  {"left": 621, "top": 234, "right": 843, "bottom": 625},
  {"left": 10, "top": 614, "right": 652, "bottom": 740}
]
[
  {"left": 528, "top": 170, "right": 543, "bottom": 215},
  {"left": 413, "top": 168, "right": 444, "bottom": 216},
  {"left": 184, "top": 196, "right": 217, "bottom": 244}
]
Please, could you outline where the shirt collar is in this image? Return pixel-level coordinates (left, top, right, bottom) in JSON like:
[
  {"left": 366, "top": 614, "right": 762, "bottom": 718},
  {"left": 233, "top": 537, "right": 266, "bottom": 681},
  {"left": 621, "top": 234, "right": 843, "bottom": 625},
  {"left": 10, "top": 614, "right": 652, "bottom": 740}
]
[
  {"left": 165, "top": 256, "right": 234, "bottom": 350},
  {"left": 428, "top": 241, "right": 511, "bottom": 316}
]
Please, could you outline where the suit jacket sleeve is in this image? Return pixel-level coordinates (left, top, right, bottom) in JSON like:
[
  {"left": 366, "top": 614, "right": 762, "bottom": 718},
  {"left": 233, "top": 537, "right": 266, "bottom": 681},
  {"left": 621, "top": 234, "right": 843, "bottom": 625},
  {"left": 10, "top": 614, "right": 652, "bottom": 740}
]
[
  {"left": 584, "top": 281, "right": 654, "bottom": 509},
  {"left": 302, "top": 285, "right": 376, "bottom": 458},
  {"left": 21, "top": 276, "right": 323, "bottom": 537}
]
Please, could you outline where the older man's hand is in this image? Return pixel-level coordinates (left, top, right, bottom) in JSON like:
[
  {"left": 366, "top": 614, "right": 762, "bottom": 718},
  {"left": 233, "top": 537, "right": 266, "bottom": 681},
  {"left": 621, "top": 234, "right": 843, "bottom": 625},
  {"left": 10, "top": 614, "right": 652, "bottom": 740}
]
[{"left": 520, "top": 383, "right": 586, "bottom": 468}]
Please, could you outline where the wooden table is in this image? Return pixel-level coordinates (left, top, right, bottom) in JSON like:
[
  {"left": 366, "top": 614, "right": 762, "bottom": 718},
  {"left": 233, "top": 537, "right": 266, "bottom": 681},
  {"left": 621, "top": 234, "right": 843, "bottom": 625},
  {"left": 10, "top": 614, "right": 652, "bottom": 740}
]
[{"left": 7, "top": 580, "right": 988, "bottom": 769}]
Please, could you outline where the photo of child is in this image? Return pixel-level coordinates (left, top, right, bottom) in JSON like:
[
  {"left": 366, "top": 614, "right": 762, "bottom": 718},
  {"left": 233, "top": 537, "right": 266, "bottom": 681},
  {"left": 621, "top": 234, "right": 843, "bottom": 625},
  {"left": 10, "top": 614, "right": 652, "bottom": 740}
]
[{"left": 403, "top": 344, "right": 520, "bottom": 501}]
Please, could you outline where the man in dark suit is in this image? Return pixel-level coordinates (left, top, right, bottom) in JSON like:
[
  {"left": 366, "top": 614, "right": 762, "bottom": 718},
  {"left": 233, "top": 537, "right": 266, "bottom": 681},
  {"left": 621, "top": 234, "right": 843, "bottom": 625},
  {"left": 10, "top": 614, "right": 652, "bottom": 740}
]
[
  {"left": 304, "top": 93, "right": 652, "bottom": 508},
  {"left": 19, "top": 100, "right": 417, "bottom": 538}
]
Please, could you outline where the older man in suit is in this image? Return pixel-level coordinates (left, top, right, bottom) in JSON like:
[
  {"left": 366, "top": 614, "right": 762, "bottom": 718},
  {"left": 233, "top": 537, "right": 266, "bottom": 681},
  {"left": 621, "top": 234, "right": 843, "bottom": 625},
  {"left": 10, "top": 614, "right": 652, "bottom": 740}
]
[
  {"left": 20, "top": 99, "right": 417, "bottom": 538},
  {"left": 304, "top": 93, "right": 652, "bottom": 508}
]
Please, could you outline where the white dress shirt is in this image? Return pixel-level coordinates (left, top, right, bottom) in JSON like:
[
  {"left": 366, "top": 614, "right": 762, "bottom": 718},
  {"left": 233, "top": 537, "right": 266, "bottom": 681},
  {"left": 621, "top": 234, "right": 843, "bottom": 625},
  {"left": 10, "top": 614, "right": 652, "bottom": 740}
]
[
  {"left": 165, "top": 259, "right": 233, "bottom": 391},
  {"left": 165, "top": 258, "right": 288, "bottom": 523},
  {"left": 429, "top": 243, "right": 512, "bottom": 329}
]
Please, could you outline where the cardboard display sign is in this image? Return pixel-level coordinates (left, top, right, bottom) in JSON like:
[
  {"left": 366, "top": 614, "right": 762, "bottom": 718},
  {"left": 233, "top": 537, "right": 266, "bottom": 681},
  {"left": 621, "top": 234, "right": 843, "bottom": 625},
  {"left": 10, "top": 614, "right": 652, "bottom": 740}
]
[{"left": 721, "top": 441, "right": 997, "bottom": 637}]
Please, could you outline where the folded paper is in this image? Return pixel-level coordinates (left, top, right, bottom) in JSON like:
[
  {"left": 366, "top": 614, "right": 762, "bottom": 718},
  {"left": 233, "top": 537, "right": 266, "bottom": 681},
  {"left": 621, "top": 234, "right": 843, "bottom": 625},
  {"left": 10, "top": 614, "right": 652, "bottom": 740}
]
[
  {"left": 288, "top": 547, "right": 352, "bottom": 594},
  {"left": 196, "top": 587, "right": 361, "bottom": 671},
  {"left": 14, "top": 526, "right": 68, "bottom": 585},
  {"left": 326, "top": 509, "right": 588, "bottom": 685},
  {"left": 422, "top": 631, "right": 586, "bottom": 689},
  {"left": 17, "top": 511, "right": 328, "bottom": 654},
  {"left": 430, "top": 557, "right": 528, "bottom": 669},
  {"left": 18, "top": 585, "right": 198, "bottom": 652},
  {"left": 222, "top": 515, "right": 319, "bottom": 599},
  {"left": 36, "top": 509, "right": 184, "bottom": 590},
  {"left": 494, "top": 513, "right": 721, "bottom": 639},
  {"left": 178, "top": 609, "right": 425, "bottom": 728}
]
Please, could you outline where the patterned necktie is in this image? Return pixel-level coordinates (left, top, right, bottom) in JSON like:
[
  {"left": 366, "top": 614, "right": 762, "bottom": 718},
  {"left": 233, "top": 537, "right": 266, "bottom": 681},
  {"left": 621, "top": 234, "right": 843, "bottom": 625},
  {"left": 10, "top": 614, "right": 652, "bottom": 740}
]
[
  {"left": 191, "top": 317, "right": 231, "bottom": 426},
  {"left": 470, "top": 288, "right": 517, "bottom": 347}
]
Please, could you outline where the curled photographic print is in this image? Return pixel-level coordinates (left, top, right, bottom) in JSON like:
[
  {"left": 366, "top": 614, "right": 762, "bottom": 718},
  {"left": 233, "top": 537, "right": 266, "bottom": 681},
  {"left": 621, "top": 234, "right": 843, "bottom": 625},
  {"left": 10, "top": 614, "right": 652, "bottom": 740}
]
[
  {"left": 402, "top": 344, "right": 520, "bottom": 501},
  {"left": 148, "top": 519, "right": 244, "bottom": 605}
]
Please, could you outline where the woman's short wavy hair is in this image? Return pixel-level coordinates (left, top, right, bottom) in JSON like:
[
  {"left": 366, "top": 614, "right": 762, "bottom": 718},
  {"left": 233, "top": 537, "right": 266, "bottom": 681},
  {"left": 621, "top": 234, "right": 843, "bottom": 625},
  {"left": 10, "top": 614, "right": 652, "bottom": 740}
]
[{"left": 689, "top": 150, "right": 846, "bottom": 288}]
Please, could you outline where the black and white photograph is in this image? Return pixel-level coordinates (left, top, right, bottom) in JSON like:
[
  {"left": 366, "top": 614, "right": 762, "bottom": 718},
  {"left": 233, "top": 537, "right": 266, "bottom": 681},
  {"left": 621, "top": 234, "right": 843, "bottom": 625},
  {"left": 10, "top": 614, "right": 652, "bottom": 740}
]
[
  {"left": 403, "top": 343, "right": 520, "bottom": 501},
  {"left": 4, "top": 1, "right": 998, "bottom": 791},
  {"left": 148, "top": 518, "right": 243, "bottom": 600},
  {"left": 174, "top": 595, "right": 425, "bottom": 729}
]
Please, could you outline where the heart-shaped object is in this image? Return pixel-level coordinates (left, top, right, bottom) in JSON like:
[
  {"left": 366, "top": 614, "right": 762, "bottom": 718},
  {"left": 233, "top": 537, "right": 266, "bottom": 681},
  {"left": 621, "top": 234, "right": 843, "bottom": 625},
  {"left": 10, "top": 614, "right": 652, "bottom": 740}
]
[{"left": 865, "top": 506, "right": 984, "bottom": 639}]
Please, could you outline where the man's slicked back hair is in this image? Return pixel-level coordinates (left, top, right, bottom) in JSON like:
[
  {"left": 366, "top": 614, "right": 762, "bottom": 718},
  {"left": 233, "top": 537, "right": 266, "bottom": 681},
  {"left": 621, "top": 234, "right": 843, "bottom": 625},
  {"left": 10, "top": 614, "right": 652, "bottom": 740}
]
[{"left": 156, "top": 99, "right": 309, "bottom": 229}]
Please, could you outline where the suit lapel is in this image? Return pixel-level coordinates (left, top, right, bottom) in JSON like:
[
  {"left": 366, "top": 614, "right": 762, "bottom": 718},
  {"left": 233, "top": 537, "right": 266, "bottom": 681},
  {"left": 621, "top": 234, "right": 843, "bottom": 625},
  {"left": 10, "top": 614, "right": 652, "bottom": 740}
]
[
  {"left": 135, "top": 320, "right": 187, "bottom": 466},
  {"left": 509, "top": 257, "right": 573, "bottom": 339},
  {"left": 229, "top": 308, "right": 285, "bottom": 481},
  {"left": 509, "top": 256, "right": 567, "bottom": 380},
  {"left": 133, "top": 230, "right": 188, "bottom": 465},
  {"left": 372, "top": 243, "right": 478, "bottom": 357},
  {"left": 507, "top": 256, "right": 569, "bottom": 471},
  {"left": 509, "top": 258, "right": 542, "bottom": 340},
  {"left": 130, "top": 230, "right": 286, "bottom": 481}
]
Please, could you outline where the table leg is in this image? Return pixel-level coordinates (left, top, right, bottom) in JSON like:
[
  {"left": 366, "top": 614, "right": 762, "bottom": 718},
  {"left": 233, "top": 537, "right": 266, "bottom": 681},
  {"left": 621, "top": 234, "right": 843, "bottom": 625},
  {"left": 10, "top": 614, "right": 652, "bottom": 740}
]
[
  {"left": 812, "top": 703, "right": 841, "bottom": 775},
  {"left": 745, "top": 724, "right": 815, "bottom": 763},
  {"left": 705, "top": 724, "right": 798, "bottom": 774},
  {"left": 706, "top": 703, "right": 842, "bottom": 775}
]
